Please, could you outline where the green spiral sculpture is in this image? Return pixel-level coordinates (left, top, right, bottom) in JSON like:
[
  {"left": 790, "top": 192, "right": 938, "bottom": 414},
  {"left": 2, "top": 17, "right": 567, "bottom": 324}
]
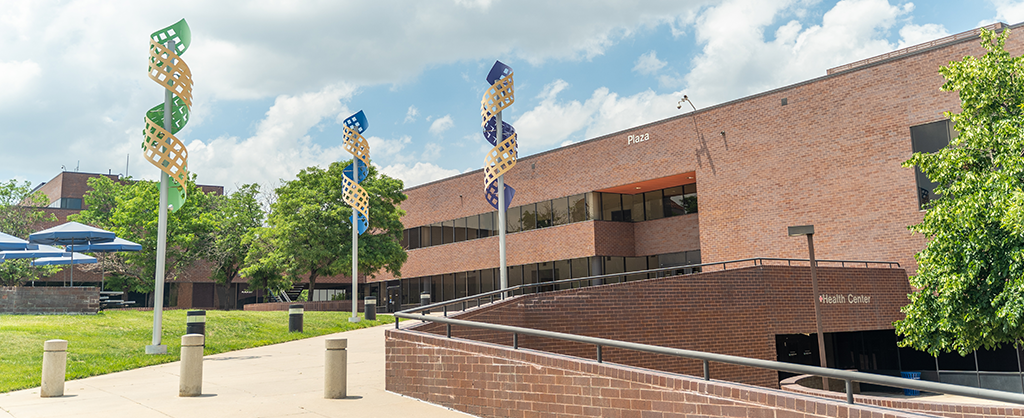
[{"left": 143, "top": 19, "right": 192, "bottom": 211}]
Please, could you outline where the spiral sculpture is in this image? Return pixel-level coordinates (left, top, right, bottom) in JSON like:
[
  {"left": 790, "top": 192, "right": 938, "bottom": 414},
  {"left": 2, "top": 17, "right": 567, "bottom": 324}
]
[
  {"left": 481, "top": 61, "right": 517, "bottom": 210},
  {"left": 342, "top": 110, "right": 370, "bottom": 234},
  {"left": 143, "top": 19, "right": 192, "bottom": 211}
]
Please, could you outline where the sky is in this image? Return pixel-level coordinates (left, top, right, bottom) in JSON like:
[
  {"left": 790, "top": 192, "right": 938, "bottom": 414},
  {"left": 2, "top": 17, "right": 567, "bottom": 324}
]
[{"left": 2, "top": 0, "right": 1023, "bottom": 194}]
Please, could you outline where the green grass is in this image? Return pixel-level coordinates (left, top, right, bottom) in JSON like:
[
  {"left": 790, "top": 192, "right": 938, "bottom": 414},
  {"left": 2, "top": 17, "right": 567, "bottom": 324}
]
[{"left": 0, "top": 310, "right": 395, "bottom": 393}]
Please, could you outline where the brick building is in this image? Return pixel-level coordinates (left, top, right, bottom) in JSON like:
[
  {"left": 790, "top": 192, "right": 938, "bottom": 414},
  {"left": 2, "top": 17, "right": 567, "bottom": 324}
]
[{"left": 367, "top": 23, "right": 1016, "bottom": 309}]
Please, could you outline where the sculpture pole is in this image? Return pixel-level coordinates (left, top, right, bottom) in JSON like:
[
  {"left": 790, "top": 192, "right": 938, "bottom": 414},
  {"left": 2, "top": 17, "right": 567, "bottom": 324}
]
[
  {"left": 143, "top": 19, "right": 193, "bottom": 354},
  {"left": 481, "top": 61, "right": 517, "bottom": 296},
  {"left": 496, "top": 112, "right": 507, "bottom": 294},
  {"left": 341, "top": 111, "right": 371, "bottom": 323}
]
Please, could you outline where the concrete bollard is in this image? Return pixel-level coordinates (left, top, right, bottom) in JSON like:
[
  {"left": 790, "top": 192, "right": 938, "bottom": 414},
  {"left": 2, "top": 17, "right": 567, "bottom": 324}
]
[
  {"left": 364, "top": 298, "right": 376, "bottom": 321},
  {"left": 289, "top": 304, "right": 303, "bottom": 333},
  {"left": 179, "top": 334, "right": 204, "bottom": 397},
  {"left": 185, "top": 310, "right": 206, "bottom": 335},
  {"left": 420, "top": 293, "right": 431, "bottom": 314},
  {"left": 40, "top": 339, "right": 68, "bottom": 398},
  {"left": 324, "top": 338, "right": 348, "bottom": 399}
]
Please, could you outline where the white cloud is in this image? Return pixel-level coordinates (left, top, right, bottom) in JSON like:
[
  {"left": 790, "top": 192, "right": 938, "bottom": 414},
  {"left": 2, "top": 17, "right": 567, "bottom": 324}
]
[
  {"left": 681, "top": 0, "right": 935, "bottom": 107},
  {"left": 633, "top": 51, "right": 667, "bottom": 75},
  {"left": 185, "top": 84, "right": 356, "bottom": 188},
  {"left": 986, "top": 0, "right": 1024, "bottom": 26},
  {"left": 429, "top": 115, "right": 455, "bottom": 136},
  {"left": 404, "top": 105, "right": 419, "bottom": 123},
  {"left": 367, "top": 135, "right": 413, "bottom": 162},
  {"left": 377, "top": 162, "right": 462, "bottom": 188},
  {"left": 897, "top": 23, "right": 951, "bottom": 49},
  {"left": 0, "top": 60, "right": 41, "bottom": 106}
]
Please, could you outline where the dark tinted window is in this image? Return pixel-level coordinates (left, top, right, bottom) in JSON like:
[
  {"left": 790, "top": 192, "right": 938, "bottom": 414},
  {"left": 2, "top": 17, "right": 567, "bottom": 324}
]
[
  {"left": 569, "top": 194, "right": 587, "bottom": 222},
  {"left": 506, "top": 206, "right": 521, "bottom": 233},
  {"left": 644, "top": 190, "right": 664, "bottom": 220},
  {"left": 454, "top": 217, "right": 467, "bottom": 242},
  {"left": 910, "top": 120, "right": 953, "bottom": 208},
  {"left": 552, "top": 197, "right": 569, "bottom": 226},
  {"left": 536, "top": 200, "right": 552, "bottom": 228},
  {"left": 521, "top": 203, "right": 536, "bottom": 231}
]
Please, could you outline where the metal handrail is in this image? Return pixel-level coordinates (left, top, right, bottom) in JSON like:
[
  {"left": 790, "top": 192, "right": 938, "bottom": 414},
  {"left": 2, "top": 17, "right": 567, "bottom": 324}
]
[
  {"left": 401, "top": 257, "right": 900, "bottom": 316},
  {"left": 393, "top": 313, "right": 1024, "bottom": 407}
]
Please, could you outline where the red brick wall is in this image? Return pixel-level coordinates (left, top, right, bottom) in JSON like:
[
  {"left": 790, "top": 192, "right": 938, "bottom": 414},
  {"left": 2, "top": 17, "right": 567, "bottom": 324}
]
[
  {"left": 0, "top": 286, "right": 99, "bottom": 314},
  {"left": 386, "top": 329, "right": 932, "bottom": 418},
  {"left": 410, "top": 265, "right": 909, "bottom": 388}
]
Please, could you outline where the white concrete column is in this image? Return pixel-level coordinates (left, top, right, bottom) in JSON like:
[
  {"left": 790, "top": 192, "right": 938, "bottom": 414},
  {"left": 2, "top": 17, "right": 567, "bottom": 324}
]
[
  {"left": 179, "top": 334, "right": 204, "bottom": 397},
  {"left": 324, "top": 338, "right": 348, "bottom": 399},
  {"left": 40, "top": 339, "right": 67, "bottom": 398}
]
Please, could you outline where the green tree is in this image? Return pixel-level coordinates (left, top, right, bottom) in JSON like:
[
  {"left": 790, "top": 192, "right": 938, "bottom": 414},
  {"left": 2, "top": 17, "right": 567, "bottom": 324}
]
[
  {"left": 896, "top": 28, "right": 1024, "bottom": 355},
  {"left": 0, "top": 179, "right": 60, "bottom": 286},
  {"left": 208, "top": 184, "right": 264, "bottom": 286},
  {"left": 238, "top": 226, "right": 294, "bottom": 301},
  {"left": 72, "top": 175, "right": 219, "bottom": 294},
  {"left": 250, "top": 161, "right": 407, "bottom": 300}
]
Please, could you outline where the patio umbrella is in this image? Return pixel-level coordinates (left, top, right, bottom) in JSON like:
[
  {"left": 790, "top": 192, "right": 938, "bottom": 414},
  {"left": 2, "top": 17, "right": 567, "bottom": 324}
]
[
  {"left": 30, "top": 222, "right": 116, "bottom": 286},
  {"left": 0, "top": 244, "right": 69, "bottom": 259},
  {"left": 31, "top": 253, "right": 97, "bottom": 267},
  {"left": 74, "top": 237, "right": 142, "bottom": 290},
  {"left": 0, "top": 231, "right": 38, "bottom": 251}
]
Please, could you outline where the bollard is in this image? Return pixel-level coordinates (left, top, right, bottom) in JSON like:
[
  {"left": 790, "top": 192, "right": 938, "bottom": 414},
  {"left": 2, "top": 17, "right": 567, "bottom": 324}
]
[
  {"left": 289, "top": 304, "right": 303, "bottom": 333},
  {"left": 420, "top": 293, "right": 431, "bottom": 314},
  {"left": 185, "top": 310, "right": 206, "bottom": 335},
  {"left": 364, "top": 298, "right": 376, "bottom": 321},
  {"left": 179, "top": 334, "right": 204, "bottom": 397},
  {"left": 41, "top": 339, "right": 68, "bottom": 398},
  {"left": 324, "top": 338, "right": 348, "bottom": 399}
]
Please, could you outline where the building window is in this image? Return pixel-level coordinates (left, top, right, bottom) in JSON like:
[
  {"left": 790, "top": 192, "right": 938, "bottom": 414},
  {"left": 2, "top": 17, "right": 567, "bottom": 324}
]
[
  {"left": 910, "top": 119, "right": 953, "bottom": 209},
  {"left": 48, "top": 198, "right": 82, "bottom": 210}
]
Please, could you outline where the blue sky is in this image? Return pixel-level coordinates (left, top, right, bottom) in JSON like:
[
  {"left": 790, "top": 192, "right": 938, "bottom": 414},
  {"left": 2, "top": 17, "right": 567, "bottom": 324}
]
[{"left": 1, "top": 0, "right": 1021, "bottom": 193}]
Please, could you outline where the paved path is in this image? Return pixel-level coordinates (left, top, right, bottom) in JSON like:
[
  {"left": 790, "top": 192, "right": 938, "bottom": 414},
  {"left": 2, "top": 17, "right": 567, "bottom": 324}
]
[{"left": 0, "top": 324, "right": 471, "bottom": 418}]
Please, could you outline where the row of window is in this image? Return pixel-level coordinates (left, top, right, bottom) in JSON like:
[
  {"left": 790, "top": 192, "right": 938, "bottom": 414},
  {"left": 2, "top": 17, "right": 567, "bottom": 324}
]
[
  {"left": 48, "top": 197, "right": 82, "bottom": 210},
  {"left": 386, "top": 250, "right": 702, "bottom": 307},
  {"left": 400, "top": 184, "right": 698, "bottom": 250}
]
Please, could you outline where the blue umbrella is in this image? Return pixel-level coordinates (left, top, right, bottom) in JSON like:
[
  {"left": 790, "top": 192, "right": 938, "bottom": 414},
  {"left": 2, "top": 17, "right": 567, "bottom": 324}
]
[
  {"left": 73, "top": 237, "right": 142, "bottom": 253},
  {"left": 0, "top": 244, "right": 69, "bottom": 259},
  {"left": 0, "top": 232, "right": 38, "bottom": 251},
  {"left": 30, "top": 222, "right": 116, "bottom": 286},
  {"left": 31, "top": 253, "right": 97, "bottom": 267}
]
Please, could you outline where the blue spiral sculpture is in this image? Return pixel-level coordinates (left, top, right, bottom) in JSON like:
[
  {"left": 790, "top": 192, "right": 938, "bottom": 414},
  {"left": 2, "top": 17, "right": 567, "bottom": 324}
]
[
  {"left": 481, "top": 61, "right": 517, "bottom": 210},
  {"left": 342, "top": 110, "right": 370, "bottom": 234}
]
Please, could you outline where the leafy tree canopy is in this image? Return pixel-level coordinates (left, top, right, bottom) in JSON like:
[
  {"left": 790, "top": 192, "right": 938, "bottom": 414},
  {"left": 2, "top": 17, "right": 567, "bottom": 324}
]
[
  {"left": 896, "top": 29, "right": 1024, "bottom": 355},
  {"left": 0, "top": 179, "right": 59, "bottom": 286},
  {"left": 242, "top": 161, "right": 407, "bottom": 298}
]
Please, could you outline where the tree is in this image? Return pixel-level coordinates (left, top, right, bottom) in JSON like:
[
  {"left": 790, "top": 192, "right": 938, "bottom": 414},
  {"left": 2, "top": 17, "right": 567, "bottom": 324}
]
[
  {"left": 238, "top": 226, "right": 294, "bottom": 301},
  {"left": 249, "top": 161, "right": 407, "bottom": 300},
  {"left": 208, "top": 184, "right": 264, "bottom": 287},
  {"left": 72, "top": 175, "right": 219, "bottom": 293},
  {"left": 0, "top": 179, "right": 59, "bottom": 286},
  {"left": 896, "top": 28, "right": 1024, "bottom": 356}
]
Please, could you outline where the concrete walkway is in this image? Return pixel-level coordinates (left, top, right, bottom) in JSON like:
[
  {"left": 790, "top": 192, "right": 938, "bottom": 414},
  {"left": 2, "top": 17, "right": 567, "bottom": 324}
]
[{"left": 0, "top": 324, "right": 471, "bottom": 418}]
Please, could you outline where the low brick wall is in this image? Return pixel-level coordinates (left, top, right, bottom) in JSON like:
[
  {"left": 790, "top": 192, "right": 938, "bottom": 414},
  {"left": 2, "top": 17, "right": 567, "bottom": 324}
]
[
  {"left": 387, "top": 329, "right": 936, "bottom": 418},
  {"left": 0, "top": 286, "right": 99, "bottom": 315},
  {"left": 242, "top": 300, "right": 364, "bottom": 312},
  {"left": 780, "top": 375, "right": 1024, "bottom": 418}
]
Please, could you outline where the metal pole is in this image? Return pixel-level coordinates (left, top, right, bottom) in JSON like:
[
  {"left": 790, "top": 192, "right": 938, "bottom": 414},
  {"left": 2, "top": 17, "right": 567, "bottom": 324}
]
[
  {"left": 496, "top": 111, "right": 508, "bottom": 296},
  {"left": 68, "top": 244, "right": 73, "bottom": 287},
  {"left": 147, "top": 38, "right": 174, "bottom": 355},
  {"left": 350, "top": 158, "right": 360, "bottom": 323},
  {"left": 808, "top": 233, "right": 828, "bottom": 390}
]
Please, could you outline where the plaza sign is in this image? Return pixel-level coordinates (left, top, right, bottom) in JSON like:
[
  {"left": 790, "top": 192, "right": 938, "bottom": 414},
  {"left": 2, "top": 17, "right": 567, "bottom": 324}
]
[{"left": 627, "top": 132, "right": 650, "bottom": 145}]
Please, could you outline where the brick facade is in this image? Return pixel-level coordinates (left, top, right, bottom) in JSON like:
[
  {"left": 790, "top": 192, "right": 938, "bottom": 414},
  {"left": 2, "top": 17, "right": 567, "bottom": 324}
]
[
  {"left": 407, "top": 265, "right": 910, "bottom": 389},
  {"left": 376, "top": 24, "right": 1024, "bottom": 287},
  {"left": 386, "top": 330, "right": 953, "bottom": 418},
  {"left": 0, "top": 286, "right": 99, "bottom": 314}
]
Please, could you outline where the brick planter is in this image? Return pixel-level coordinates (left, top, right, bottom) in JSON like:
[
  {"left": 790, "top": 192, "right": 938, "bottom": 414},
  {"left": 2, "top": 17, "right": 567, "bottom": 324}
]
[{"left": 0, "top": 286, "right": 100, "bottom": 315}]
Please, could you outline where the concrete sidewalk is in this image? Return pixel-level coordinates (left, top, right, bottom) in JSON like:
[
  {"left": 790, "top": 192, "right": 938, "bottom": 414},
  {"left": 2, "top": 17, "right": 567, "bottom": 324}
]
[{"left": 0, "top": 324, "right": 471, "bottom": 418}]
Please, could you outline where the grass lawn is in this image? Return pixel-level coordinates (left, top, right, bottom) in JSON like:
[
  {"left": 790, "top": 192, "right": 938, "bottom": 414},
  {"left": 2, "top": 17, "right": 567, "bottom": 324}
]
[{"left": 0, "top": 310, "right": 395, "bottom": 393}]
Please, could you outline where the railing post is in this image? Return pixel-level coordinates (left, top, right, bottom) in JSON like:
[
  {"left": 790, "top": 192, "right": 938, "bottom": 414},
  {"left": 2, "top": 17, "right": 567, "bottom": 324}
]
[
  {"left": 845, "top": 379, "right": 854, "bottom": 404},
  {"left": 597, "top": 345, "right": 603, "bottom": 363},
  {"left": 513, "top": 333, "right": 518, "bottom": 349},
  {"left": 446, "top": 323, "right": 451, "bottom": 338},
  {"left": 443, "top": 305, "right": 447, "bottom": 317},
  {"left": 703, "top": 360, "right": 710, "bottom": 381}
]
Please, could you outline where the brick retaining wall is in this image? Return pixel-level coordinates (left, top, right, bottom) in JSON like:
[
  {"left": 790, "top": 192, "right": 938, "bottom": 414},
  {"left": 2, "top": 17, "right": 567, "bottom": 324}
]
[
  {"left": 0, "top": 286, "right": 99, "bottom": 315},
  {"left": 386, "top": 329, "right": 940, "bottom": 418}
]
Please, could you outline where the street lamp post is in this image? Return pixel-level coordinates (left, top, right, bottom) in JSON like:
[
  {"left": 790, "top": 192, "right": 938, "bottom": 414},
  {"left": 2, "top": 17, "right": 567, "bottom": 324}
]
[{"left": 788, "top": 225, "right": 829, "bottom": 391}]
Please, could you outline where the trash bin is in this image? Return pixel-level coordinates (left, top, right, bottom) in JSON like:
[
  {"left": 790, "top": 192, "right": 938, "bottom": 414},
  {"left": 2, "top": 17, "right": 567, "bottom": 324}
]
[{"left": 900, "top": 371, "right": 921, "bottom": 396}]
